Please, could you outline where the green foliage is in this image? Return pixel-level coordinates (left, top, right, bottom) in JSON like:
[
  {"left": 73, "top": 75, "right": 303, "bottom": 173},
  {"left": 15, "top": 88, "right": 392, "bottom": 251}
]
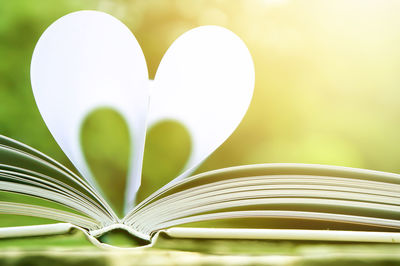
[
  {"left": 0, "top": 0, "right": 97, "bottom": 165},
  {"left": 3, "top": 0, "right": 400, "bottom": 204},
  {"left": 2, "top": 0, "right": 400, "bottom": 253}
]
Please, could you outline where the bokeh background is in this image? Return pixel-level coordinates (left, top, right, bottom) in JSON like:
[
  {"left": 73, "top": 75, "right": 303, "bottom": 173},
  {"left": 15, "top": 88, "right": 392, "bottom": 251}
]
[{"left": 1, "top": 0, "right": 400, "bottom": 218}]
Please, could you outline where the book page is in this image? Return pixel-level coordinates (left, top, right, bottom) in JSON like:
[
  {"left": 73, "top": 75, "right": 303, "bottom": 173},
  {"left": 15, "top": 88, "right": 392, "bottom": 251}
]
[
  {"left": 125, "top": 163, "right": 400, "bottom": 238},
  {"left": 134, "top": 26, "right": 254, "bottom": 210},
  {"left": 30, "top": 11, "right": 149, "bottom": 206}
]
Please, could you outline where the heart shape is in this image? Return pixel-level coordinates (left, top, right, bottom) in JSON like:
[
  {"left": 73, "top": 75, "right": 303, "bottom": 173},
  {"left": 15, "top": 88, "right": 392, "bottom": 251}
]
[{"left": 30, "top": 10, "right": 254, "bottom": 213}]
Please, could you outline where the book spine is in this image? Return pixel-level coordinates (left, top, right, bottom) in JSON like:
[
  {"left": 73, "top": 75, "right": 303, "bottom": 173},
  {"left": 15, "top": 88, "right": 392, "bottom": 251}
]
[{"left": 89, "top": 223, "right": 151, "bottom": 241}]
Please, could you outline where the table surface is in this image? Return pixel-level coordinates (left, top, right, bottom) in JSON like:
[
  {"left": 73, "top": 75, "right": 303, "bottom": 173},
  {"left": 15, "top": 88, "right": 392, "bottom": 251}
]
[{"left": 1, "top": 230, "right": 400, "bottom": 265}]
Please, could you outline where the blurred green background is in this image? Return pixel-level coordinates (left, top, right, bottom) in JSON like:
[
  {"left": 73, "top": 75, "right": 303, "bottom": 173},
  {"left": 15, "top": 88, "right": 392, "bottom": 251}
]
[{"left": 1, "top": 0, "right": 400, "bottom": 217}]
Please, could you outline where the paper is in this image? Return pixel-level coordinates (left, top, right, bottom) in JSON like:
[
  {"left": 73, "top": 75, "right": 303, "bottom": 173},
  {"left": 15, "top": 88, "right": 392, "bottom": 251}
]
[
  {"left": 146, "top": 25, "right": 254, "bottom": 192},
  {"left": 30, "top": 11, "right": 255, "bottom": 213},
  {"left": 30, "top": 11, "right": 149, "bottom": 201}
]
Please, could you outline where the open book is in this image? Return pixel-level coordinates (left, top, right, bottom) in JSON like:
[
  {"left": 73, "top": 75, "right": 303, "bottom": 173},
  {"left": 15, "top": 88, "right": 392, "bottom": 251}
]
[{"left": 1, "top": 10, "right": 400, "bottom": 248}]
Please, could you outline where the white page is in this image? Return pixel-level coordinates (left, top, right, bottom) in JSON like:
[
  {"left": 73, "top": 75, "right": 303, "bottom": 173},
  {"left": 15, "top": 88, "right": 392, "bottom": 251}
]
[
  {"left": 30, "top": 11, "right": 149, "bottom": 203},
  {"left": 132, "top": 26, "right": 254, "bottom": 209}
]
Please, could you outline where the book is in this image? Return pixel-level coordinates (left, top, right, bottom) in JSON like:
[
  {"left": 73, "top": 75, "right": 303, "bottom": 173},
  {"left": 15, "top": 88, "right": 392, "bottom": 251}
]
[{"left": 1, "top": 10, "right": 400, "bottom": 248}]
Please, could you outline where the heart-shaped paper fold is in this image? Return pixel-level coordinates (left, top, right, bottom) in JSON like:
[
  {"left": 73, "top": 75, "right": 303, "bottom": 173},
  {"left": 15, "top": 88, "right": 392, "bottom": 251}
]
[{"left": 30, "top": 11, "right": 254, "bottom": 214}]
